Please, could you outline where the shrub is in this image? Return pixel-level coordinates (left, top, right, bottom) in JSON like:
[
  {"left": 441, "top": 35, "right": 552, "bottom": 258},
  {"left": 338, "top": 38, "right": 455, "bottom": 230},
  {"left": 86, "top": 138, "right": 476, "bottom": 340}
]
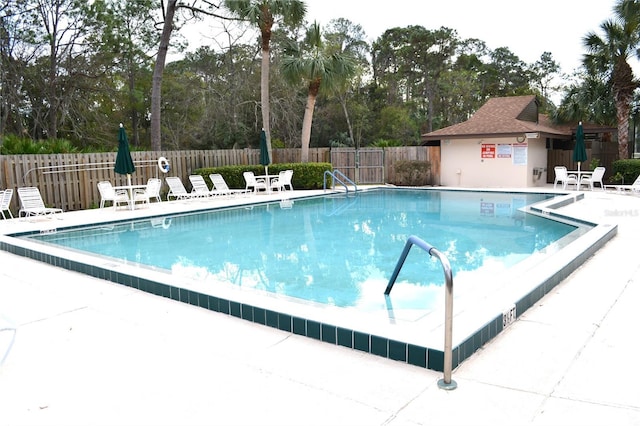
[
  {"left": 0, "top": 135, "right": 79, "bottom": 154},
  {"left": 371, "top": 139, "right": 402, "bottom": 147},
  {"left": 194, "top": 162, "right": 334, "bottom": 190},
  {"left": 610, "top": 159, "right": 640, "bottom": 184},
  {"left": 391, "top": 160, "right": 431, "bottom": 186}
]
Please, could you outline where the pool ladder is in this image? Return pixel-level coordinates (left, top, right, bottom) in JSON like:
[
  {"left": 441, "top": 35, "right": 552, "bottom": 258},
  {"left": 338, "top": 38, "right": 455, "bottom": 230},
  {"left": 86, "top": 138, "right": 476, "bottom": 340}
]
[
  {"left": 323, "top": 169, "right": 357, "bottom": 194},
  {"left": 385, "top": 235, "right": 457, "bottom": 390}
]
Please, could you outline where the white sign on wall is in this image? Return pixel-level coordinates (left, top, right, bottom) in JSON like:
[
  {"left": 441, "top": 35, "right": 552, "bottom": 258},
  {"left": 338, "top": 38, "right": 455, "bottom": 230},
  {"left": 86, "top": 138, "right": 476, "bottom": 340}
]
[
  {"left": 497, "top": 144, "right": 512, "bottom": 158},
  {"left": 513, "top": 143, "right": 527, "bottom": 165}
]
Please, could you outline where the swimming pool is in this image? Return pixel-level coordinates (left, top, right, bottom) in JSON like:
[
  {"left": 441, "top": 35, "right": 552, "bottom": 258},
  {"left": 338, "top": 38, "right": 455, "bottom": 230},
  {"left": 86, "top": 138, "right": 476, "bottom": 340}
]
[
  {"left": 0, "top": 188, "right": 616, "bottom": 371},
  {"left": 23, "top": 189, "right": 575, "bottom": 308}
]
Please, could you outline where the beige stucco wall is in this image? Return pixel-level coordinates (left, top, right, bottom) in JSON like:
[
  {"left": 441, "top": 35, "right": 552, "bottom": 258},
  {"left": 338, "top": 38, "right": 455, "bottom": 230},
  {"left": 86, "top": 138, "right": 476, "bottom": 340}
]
[{"left": 440, "top": 136, "right": 548, "bottom": 188}]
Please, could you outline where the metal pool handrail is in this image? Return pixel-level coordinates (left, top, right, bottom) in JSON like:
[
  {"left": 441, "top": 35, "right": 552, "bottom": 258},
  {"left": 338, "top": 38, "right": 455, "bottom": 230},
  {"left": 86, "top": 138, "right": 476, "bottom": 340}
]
[
  {"left": 323, "top": 169, "right": 357, "bottom": 193},
  {"left": 385, "top": 235, "right": 457, "bottom": 390}
]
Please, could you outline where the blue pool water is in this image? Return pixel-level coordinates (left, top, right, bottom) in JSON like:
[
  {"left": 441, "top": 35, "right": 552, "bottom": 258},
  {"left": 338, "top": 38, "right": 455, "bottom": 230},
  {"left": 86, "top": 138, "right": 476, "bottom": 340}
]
[{"left": 25, "top": 189, "right": 578, "bottom": 313}]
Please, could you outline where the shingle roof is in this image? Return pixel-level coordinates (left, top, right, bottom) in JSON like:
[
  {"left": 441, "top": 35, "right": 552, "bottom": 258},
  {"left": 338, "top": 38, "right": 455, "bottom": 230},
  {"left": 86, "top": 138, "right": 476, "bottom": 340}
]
[{"left": 422, "top": 95, "right": 572, "bottom": 140}]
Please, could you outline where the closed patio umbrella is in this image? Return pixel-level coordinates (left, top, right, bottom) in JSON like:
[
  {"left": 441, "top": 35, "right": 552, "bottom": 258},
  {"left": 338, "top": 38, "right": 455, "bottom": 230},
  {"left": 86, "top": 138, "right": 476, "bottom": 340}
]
[
  {"left": 114, "top": 123, "right": 136, "bottom": 203},
  {"left": 572, "top": 121, "right": 587, "bottom": 189},
  {"left": 259, "top": 128, "right": 270, "bottom": 177}
]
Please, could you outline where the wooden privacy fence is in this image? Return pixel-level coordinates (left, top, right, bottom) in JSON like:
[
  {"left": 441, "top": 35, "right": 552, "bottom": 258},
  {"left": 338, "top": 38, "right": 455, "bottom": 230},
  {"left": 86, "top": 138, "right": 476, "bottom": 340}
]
[
  {"left": 330, "top": 146, "right": 439, "bottom": 185},
  {"left": 0, "top": 146, "right": 436, "bottom": 213},
  {"left": 384, "top": 146, "right": 440, "bottom": 185},
  {"left": 331, "top": 148, "right": 385, "bottom": 184},
  {"left": 546, "top": 136, "right": 618, "bottom": 184}
]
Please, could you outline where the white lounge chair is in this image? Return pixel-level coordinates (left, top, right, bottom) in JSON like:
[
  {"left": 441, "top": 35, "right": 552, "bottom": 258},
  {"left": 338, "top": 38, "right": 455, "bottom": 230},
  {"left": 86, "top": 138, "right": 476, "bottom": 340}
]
[
  {"left": 270, "top": 170, "right": 294, "bottom": 192},
  {"left": 209, "top": 173, "right": 248, "bottom": 197},
  {"left": 553, "top": 166, "right": 578, "bottom": 190},
  {"left": 0, "top": 189, "right": 14, "bottom": 219},
  {"left": 605, "top": 175, "right": 640, "bottom": 194},
  {"left": 166, "top": 177, "right": 201, "bottom": 201},
  {"left": 579, "top": 167, "right": 605, "bottom": 191},
  {"left": 243, "top": 171, "right": 267, "bottom": 193},
  {"left": 97, "top": 181, "right": 130, "bottom": 209},
  {"left": 189, "top": 175, "right": 218, "bottom": 197},
  {"left": 17, "top": 187, "right": 63, "bottom": 218}
]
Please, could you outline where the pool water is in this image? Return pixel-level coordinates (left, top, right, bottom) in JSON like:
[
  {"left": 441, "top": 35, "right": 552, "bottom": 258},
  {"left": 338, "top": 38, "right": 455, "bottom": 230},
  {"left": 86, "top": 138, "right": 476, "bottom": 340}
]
[{"left": 26, "top": 189, "right": 578, "bottom": 313}]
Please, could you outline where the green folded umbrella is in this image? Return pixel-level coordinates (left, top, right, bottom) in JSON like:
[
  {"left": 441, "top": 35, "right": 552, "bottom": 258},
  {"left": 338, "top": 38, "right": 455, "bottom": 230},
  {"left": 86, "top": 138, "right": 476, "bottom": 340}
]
[
  {"left": 114, "top": 123, "right": 136, "bottom": 204},
  {"left": 259, "top": 128, "right": 270, "bottom": 177},
  {"left": 572, "top": 121, "right": 587, "bottom": 189},
  {"left": 572, "top": 122, "right": 587, "bottom": 165},
  {"left": 114, "top": 124, "right": 136, "bottom": 177}
]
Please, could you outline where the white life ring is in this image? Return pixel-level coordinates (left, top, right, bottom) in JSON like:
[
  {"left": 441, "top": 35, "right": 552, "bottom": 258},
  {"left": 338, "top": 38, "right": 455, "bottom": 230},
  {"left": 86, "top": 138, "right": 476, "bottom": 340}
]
[{"left": 158, "top": 157, "right": 170, "bottom": 173}]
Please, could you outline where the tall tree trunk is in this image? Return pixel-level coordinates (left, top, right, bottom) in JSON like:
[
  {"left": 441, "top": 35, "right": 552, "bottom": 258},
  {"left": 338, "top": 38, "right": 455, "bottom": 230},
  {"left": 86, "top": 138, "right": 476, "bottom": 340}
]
[
  {"left": 47, "top": 34, "right": 58, "bottom": 138},
  {"left": 300, "top": 80, "right": 320, "bottom": 163},
  {"left": 612, "top": 59, "right": 637, "bottom": 160},
  {"left": 338, "top": 94, "right": 355, "bottom": 148},
  {"left": 615, "top": 95, "right": 632, "bottom": 160},
  {"left": 259, "top": 5, "right": 274, "bottom": 160},
  {"left": 150, "top": 0, "right": 177, "bottom": 151},
  {"left": 261, "top": 47, "right": 271, "bottom": 158},
  {"left": 128, "top": 61, "right": 139, "bottom": 146},
  {"left": 0, "top": 83, "right": 7, "bottom": 135}
]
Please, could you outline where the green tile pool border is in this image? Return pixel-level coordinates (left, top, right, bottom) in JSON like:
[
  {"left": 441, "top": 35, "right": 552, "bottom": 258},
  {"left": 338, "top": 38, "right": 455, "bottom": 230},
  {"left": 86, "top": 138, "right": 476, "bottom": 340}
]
[
  {"left": 0, "top": 213, "right": 616, "bottom": 372},
  {"left": 0, "top": 239, "right": 445, "bottom": 369},
  {"left": 0, "top": 190, "right": 618, "bottom": 373}
]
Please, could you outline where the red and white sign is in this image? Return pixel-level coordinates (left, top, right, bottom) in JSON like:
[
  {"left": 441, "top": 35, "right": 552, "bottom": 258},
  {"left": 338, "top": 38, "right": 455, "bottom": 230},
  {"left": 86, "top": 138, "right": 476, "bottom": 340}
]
[{"left": 481, "top": 144, "right": 496, "bottom": 159}]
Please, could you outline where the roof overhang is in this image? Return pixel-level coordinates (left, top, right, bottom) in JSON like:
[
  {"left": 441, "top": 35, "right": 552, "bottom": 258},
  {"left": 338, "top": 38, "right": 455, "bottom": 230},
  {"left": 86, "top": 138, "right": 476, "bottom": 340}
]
[{"left": 422, "top": 131, "right": 571, "bottom": 142}]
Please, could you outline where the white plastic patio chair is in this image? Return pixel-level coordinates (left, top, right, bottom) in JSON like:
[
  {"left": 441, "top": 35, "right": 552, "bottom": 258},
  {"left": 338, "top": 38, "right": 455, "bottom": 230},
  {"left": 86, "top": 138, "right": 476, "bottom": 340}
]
[
  {"left": 132, "top": 178, "right": 162, "bottom": 207},
  {"left": 189, "top": 175, "right": 217, "bottom": 197},
  {"left": 270, "top": 170, "right": 294, "bottom": 192},
  {"left": 97, "top": 181, "right": 129, "bottom": 209},
  {"left": 243, "top": 171, "right": 267, "bottom": 193},
  {"left": 209, "top": 174, "right": 248, "bottom": 197},
  {"left": 579, "top": 167, "right": 605, "bottom": 191},
  {"left": 144, "top": 178, "right": 163, "bottom": 203},
  {"left": 553, "top": 166, "right": 578, "bottom": 190},
  {"left": 17, "top": 187, "right": 63, "bottom": 218},
  {"left": 0, "top": 189, "right": 14, "bottom": 219},
  {"left": 165, "top": 177, "right": 202, "bottom": 201},
  {"left": 605, "top": 175, "right": 640, "bottom": 194}
]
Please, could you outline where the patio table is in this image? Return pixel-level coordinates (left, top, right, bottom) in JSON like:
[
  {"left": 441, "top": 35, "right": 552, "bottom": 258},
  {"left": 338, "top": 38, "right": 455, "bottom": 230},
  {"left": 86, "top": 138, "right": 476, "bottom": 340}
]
[{"left": 114, "top": 184, "right": 147, "bottom": 210}]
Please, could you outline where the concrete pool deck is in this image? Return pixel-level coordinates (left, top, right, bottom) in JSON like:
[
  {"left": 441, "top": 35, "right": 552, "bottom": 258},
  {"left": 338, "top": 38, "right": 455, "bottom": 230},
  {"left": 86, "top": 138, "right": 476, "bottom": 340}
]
[{"left": 0, "top": 187, "right": 639, "bottom": 425}]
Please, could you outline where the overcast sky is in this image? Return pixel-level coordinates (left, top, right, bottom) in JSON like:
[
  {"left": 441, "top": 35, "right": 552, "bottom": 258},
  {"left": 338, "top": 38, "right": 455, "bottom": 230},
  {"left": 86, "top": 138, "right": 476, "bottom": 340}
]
[{"left": 305, "top": 0, "right": 635, "bottom": 74}]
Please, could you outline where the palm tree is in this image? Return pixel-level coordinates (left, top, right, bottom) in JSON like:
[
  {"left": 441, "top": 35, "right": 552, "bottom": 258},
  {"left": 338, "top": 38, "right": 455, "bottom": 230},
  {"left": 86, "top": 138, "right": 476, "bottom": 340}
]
[
  {"left": 555, "top": 71, "right": 616, "bottom": 125},
  {"left": 281, "top": 21, "right": 356, "bottom": 162},
  {"left": 223, "top": 0, "right": 306, "bottom": 159},
  {"left": 583, "top": 0, "right": 640, "bottom": 160},
  {"left": 323, "top": 18, "right": 370, "bottom": 149}
]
